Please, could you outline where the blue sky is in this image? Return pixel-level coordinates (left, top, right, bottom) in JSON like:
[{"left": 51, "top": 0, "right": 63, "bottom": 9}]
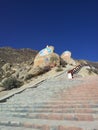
[{"left": 0, "top": 0, "right": 98, "bottom": 61}]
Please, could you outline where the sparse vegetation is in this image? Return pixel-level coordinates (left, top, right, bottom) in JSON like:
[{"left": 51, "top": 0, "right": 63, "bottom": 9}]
[
  {"left": 50, "top": 56, "right": 58, "bottom": 64},
  {"left": 25, "top": 74, "right": 34, "bottom": 81},
  {"left": 0, "top": 46, "right": 98, "bottom": 93},
  {"left": 5, "top": 72, "right": 12, "bottom": 78},
  {"left": 60, "top": 58, "right": 67, "bottom": 67},
  {"left": 0, "top": 47, "right": 38, "bottom": 68},
  {"left": 93, "top": 69, "right": 98, "bottom": 74},
  {"left": 0, "top": 69, "right": 4, "bottom": 78},
  {"left": 2, "top": 77, "right": 23, "bottom": 90},
  {"left": 56, "top": 66, "right": 63, "bottom": 72},
  {"left": 87, "top": 68, "right": 98, "bottom": 75}
]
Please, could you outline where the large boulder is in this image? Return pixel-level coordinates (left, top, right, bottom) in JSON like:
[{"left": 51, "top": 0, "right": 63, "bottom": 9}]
[
  {"left": 61, "top": 51, "right": 76, "bottom": 66},
  {"left": 33, "top": 46, "right": 60, "bottom": 68}
]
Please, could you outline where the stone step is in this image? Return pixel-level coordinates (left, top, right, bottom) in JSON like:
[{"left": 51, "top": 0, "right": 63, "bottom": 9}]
[
  {"left": 0, "top": 120, "right": 50, "bottom": 130},
  {"left": 57, "top": 94, "right": 98, "bottom": 97},
  {"left": 54, "top": 99, "right": 98, "bottom": 103},
  {"left": 52, "top": 97, "right": 98, "bottom": 100},
  {"left": 25, "top": 104, "right": 98, "bottom": 108},
  {"left": 1, "top": 102, "right": 98, "bottom": 110},
  {"left": 0, "top": 118, "right": 98, "bottom": 129},
  {"left": 0, "top": 112, "right": 98, "bottom": 121},
  {"left": 1, "top": 103, "right": 98, "bottom": 108},
  {"left": 1, "top": 101, "right": 98, "bottom": 107},
  {"left": 0, "top": 107, "right": 98, "bottom": 114},
  {"left": 56, "top": 98, "right": 98, "bottom": 101},
  {"left": 58, "top": 91, "right": 98, "bottom": 96},
  {"left": 11, "top": 113, "right": 98, "bottom": 121},
  {"left": 3, "top": 99, "right": 98, "bottom": 104},
  {"left": 0, "top": 126, "right": 38, "bottom": 130},
  {"left": 0, "top": 124, "right": 85, "bottom": 130},
  {"left": 0, "top": 76, "right": 98, "bottom": 129},
  {"left": 0, "top": 125, "right": 84, "bottom": 130}
]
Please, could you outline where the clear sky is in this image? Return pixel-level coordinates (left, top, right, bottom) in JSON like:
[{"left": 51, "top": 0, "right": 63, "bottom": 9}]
[{"left": 0, "top": 0, "right": 98, "bottom": 61}]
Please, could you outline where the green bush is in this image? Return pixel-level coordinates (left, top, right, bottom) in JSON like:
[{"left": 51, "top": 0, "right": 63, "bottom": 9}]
[{"left": 2, "top": 77, "right": 23, "bottom": 90}]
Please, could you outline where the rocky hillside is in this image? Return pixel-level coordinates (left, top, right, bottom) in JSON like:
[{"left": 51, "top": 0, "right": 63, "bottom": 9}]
[
  {"left": 0, "top": 46, "right": 98, "bottom": 92},
  {"left": 86, "top": 60, "right": 98, "bottom": 69},
  {"left": 0, "top": 47, "right": 38, "bottom": 68},
  {"left": 76, "top": 59, "right": 98, "bottom": 69}
]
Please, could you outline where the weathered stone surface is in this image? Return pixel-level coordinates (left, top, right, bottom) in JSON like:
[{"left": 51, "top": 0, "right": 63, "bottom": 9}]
[
  {"left": 1, "top": 63, "right": 12, "bottom": 73},
  {"left": 28, "top": 66, "right": 51, "bottom": 77},
  {"left": 33, "top": 46, "right": 60, "bottom": 68},
  {"left": 78, "top": 66, "right": 98, "bottom": 77},
  {"left": 61, "top": 51, "right": 76, "bottom": 66}
]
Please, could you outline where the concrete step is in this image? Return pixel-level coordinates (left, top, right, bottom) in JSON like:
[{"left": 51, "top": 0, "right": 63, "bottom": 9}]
[
  {"left": 0, "top": 75, "right": 98, "bottom": 129},
  {"left": 0, "top": 126, "right": 38, "bottom": 130},
  {"left": 1, "top": 103, "right": 98, "bottom": 108},
  {"left": 0, "top": 125, "right": 87, "bottom": 130},
  {"left": 1, "top": 106, "right": 98, "bottom": 114},
  {"left": 0, "top": 117, "right": 98, "bottom": 129},
  {"left": 1, "top": 100, "right": 98, "bottom": 106},
  {"left": 0, "top": 111, "right": 98, "bottom": 121},
  {"left": 1, "top": 102, "right": 98, "bottom": 112},
  {"left": 0, "top": 124, "right": 85, "bottom": 130}
]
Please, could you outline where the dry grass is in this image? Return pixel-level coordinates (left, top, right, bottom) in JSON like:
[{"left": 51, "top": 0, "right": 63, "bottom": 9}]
[{"left": 0, "top": 47, "right": 38, "bottom": 68}]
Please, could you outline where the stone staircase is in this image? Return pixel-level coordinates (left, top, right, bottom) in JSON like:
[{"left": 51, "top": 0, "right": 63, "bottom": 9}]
[{"left": 0, "top": 74, "right": 98, "bottom": 130}]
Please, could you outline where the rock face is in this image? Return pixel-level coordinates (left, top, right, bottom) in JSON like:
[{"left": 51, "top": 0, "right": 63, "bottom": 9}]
[
  {"left": 78, "top": 66, "right": 98, "bottom": 77},
  {"left": 33, "top": 46, "right": 60, "bottom": 68},
  {"left": 1, "top": 63, "right": 12, "bottom": 73},
  {"left": 61, "top": 51, "right": 76, "bottom": 66}
]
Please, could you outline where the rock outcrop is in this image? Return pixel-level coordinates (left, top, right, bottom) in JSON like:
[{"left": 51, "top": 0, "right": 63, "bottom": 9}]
[
  {"left": 1, "top": 63, "right": 12, "bottom": 73},
  {"left": 61, "top": 50, "right": 76, "bottom": 66},
  {"left": 0, "top": 45, "right": 98, "bottom": 92},
  {"left": 33, "top": 46, "right": 60, "bottom": 68},
  {"left": 78, "top": 66, "right": 98, "bottom": 77}
]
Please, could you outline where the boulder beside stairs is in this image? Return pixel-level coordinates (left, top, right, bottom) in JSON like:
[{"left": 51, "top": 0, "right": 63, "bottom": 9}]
[{"left": 33, "top": 46, "right": 60, "bottom": 68}]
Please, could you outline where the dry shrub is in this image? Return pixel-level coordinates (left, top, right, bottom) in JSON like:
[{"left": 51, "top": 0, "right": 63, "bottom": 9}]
[
  {"left": 2, "top": 77, "right": 23, "bottom": 90},
  {"left": 24, "top": 74, "right": 33, "bottom": 81},
  {"left": 56, "top": 66, "right": 63, "bottom": 72},
  {"left": 87, "top": 68, "right": 98, "bottom": 75}
]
